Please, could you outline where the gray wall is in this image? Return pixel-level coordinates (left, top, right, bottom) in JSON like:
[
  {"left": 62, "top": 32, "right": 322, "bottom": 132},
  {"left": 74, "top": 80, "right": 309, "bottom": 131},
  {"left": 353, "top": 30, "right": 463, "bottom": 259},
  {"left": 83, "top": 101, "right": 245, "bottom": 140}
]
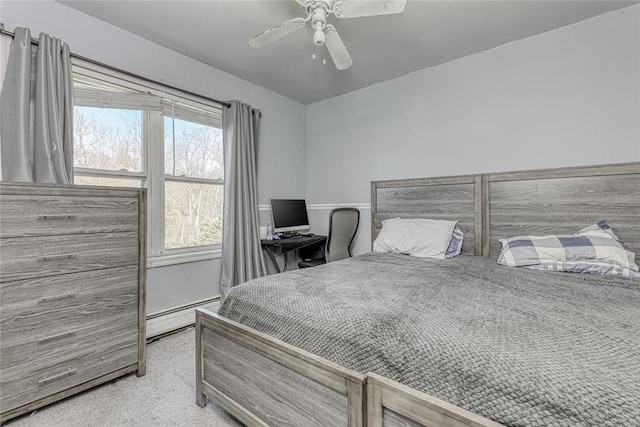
[
  {"left": 146, "top": 260, "right": 221, "bottom": 314},
  {"left": 1, "top": 0, "right": 307, "bottom": 313},
  {"left": 306, "top": 5, "right": 640, "bottom": 251}
]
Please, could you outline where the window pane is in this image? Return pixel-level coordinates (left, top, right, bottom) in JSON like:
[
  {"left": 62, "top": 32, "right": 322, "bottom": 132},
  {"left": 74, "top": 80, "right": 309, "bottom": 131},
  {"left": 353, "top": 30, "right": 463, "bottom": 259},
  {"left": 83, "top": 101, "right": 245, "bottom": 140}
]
[
  {"left": 164, "top": 117, "right": 223, "bottom": 180},
  {"left": 74, "top": 106, "right": 143, "bottom": 172},
  {"left": 75, "top": 175, "right": 144, "bottom": 188},
  {"left": 165, "top": 181, "right": 223, "bottom": 249}
]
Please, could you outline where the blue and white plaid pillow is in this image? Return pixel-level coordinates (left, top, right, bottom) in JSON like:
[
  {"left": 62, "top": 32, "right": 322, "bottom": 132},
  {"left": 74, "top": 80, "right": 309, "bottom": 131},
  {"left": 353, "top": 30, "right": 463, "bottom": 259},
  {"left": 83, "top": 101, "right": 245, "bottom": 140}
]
[
  {"left": 446, "top": 227, "right": 464, "bottom": 258},
  {"left": 575, "top": 219, "right": 632, "bottom": 250},
  {"left": 498, "top": 222, "right": 640, "bottom": 277}
]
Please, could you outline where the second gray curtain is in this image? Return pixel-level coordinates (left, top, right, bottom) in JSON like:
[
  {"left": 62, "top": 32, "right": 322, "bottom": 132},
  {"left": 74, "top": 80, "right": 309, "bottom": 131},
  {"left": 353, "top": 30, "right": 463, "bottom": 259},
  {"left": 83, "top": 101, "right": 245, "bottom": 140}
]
[
  {"left": 220, "top": 101, "right": 266, "bottom": 297},
  {"left": 0, "top": 27, "right": 74, "bottom": 183}
]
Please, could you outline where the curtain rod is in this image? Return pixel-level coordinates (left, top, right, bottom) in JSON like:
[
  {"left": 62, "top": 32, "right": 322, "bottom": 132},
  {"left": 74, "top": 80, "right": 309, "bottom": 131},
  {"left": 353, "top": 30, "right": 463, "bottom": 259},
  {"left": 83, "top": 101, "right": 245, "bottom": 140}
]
[{"left": 0, "top": 27, "right": 232, "bottom": 109}]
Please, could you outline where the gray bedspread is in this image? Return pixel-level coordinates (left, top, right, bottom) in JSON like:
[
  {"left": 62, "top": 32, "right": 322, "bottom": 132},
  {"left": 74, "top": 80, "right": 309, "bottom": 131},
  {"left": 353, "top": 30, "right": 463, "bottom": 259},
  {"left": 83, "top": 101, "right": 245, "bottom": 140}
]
[{"left": 218, "top": 253, "right": 640, "bottom": 427}]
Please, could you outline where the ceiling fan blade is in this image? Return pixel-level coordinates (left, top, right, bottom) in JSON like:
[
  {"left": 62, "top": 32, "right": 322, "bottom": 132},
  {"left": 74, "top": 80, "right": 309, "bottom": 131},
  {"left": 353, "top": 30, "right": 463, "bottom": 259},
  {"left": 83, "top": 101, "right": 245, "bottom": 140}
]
[
  {"left": 334, "top": 0, "right": 407, "bottom": 18},
  {"left": 248, "top": 18, "right": 306, "bottom": 48},
  {"left": 295, "top": 0, "right": 315, "bottom": 7},
  {"left": 324, "top": 25, "right": 353, "bottom": 70}
]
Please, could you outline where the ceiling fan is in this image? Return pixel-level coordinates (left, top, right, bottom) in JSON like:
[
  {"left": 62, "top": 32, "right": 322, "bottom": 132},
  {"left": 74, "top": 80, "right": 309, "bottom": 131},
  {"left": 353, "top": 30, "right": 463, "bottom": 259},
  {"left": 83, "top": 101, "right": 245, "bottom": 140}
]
[{"left": 248, "top": 0, "right": 408, "bottom": 70}]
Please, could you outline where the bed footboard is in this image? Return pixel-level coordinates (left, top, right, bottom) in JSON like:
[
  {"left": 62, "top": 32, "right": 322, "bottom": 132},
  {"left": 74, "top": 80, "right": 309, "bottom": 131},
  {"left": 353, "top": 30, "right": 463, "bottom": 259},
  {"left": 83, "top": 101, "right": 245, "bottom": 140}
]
[
  {"left": 195, "top": 308, "right": 367, "bottom": 427},
  {"left": 366, "top": 374, "right": 504, "bottom": 427}
]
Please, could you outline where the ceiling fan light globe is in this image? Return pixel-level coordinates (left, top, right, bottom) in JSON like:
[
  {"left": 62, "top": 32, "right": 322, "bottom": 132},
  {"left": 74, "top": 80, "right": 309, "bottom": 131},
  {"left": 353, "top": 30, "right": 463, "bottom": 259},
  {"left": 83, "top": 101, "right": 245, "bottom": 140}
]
[{"left": 314, "top": 28, "right": 326, "bottom": 45}]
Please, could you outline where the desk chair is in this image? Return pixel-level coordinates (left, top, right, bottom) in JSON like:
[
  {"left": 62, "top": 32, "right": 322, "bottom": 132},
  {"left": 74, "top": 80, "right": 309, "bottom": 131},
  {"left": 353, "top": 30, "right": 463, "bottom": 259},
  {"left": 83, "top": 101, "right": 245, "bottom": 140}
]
[{"left": 298, "top": 208, "right": 360, "bottom": 269}]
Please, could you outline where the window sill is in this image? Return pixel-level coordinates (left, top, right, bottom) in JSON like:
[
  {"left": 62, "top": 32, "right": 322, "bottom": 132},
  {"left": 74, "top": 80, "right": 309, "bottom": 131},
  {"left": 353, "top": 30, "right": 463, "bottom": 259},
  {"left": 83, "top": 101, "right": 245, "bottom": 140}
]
[{"left": 148, "top": 248, "right": 222, "bottom": 268}]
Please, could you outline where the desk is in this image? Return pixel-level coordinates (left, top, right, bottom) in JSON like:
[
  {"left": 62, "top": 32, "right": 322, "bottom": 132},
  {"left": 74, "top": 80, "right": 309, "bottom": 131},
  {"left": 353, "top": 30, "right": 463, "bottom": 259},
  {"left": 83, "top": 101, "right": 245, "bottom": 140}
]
[{"left": 261, "top": 235, "right": 327, "bottom": 273}]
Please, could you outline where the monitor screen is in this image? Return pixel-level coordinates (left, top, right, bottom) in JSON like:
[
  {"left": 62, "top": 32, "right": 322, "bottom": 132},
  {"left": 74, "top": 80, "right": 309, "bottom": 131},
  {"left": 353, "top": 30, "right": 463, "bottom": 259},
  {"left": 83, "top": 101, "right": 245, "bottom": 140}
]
[{"left": 270, "top": 199, "right": 309, "bottom": 233}]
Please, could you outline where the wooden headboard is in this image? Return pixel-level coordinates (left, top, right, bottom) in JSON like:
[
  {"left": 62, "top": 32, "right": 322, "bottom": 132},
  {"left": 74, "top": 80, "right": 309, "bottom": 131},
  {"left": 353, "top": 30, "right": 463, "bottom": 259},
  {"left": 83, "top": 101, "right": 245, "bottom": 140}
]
[
  {"left": 371, "top": 163, "right": 640, "bottom": 257},
  {"left": 371, "top": 175, "right": 482, "bottom": 255},
  {"left": 485, "top": 163, "right": 640, "bottom": 257}
]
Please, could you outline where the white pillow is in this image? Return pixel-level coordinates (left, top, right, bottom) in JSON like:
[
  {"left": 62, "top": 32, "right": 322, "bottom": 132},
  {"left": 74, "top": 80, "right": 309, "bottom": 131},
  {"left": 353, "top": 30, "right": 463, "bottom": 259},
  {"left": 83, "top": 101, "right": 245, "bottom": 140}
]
[{"left": 373, "top": 218, "right": 457, "bottom": 259}]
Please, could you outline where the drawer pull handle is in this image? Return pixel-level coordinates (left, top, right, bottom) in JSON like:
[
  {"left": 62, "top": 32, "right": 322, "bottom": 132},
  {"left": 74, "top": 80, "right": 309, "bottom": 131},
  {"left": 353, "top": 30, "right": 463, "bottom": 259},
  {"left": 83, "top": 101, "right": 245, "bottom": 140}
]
[
  {"left": 38, "top": 254, "right": 77, "bottom": 262},
  {"left": 38, "top": 330, "right": 78, "bottom": 343},
  {"left": 37, "top": 215, "right": 77, "bottom": 220},
  {"left": 38, "top": 293, "right": 76, "bottom": 303},
  {"left": 38, "top": 368, "right": 77, "bottom": 385}
]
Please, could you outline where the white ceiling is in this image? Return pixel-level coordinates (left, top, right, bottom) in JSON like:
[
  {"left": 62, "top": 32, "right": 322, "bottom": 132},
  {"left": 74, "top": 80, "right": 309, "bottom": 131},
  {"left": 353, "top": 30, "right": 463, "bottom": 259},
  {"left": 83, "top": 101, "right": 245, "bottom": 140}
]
[{"left": 59, "top": 0, "right": 637, "bottom": 104}]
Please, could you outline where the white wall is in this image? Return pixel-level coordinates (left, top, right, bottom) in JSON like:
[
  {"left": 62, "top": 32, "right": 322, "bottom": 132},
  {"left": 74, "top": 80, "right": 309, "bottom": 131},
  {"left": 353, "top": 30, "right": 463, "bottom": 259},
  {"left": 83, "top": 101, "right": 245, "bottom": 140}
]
[
  {"left": 306, "top": 5, "right": 640, "bottom": 252},
  {"left": 0, "top": 0, "right": 307, "bottom": 313}
]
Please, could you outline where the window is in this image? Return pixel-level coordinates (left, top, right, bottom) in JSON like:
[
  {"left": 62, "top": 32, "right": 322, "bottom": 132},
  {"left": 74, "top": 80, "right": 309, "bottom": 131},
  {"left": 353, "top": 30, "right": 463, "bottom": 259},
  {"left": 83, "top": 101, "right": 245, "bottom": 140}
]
[
  {"left": 163, "top": 110, "right": 224, "bottom": 249},
  {"left": 72, "top": 65, "right": 224, "bottom": 264}
]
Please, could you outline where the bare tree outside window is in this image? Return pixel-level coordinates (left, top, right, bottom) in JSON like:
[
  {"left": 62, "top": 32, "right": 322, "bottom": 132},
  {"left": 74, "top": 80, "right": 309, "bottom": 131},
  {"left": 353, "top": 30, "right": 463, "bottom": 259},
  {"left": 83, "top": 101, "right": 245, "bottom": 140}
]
[
  {"left": 74, "top": 106, "right": 143, "bottom": 172},
  {"left": 165, "top": 181, "right": 223, "bottom": 248}
]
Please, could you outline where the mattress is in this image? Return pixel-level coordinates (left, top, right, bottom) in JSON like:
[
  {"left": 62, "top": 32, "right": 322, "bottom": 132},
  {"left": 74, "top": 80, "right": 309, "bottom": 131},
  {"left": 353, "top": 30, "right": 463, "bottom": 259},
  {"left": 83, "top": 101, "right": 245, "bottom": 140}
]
[{"left": 218, "top": 253, "right": 640, "bottom": 427}]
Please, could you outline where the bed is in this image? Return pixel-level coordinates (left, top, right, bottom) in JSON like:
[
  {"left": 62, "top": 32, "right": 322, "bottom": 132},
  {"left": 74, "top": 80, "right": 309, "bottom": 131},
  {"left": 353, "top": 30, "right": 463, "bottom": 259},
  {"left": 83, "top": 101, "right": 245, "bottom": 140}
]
[{"left": 195, "top": 162, "right": 640, "bottom": 427}]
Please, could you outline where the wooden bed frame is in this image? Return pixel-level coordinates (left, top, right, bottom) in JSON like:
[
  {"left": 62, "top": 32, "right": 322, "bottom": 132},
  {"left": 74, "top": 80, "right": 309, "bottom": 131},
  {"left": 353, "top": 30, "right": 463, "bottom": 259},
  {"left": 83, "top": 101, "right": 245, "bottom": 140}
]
[
  {"left": 196, "top": 162, "right": 639, "bottom": 427},
  {"left": 195, "top": 309, "right": 366, "bottom": 427},
  {"left": 367, "top": 374, "right": 503, "bottom": 427}
]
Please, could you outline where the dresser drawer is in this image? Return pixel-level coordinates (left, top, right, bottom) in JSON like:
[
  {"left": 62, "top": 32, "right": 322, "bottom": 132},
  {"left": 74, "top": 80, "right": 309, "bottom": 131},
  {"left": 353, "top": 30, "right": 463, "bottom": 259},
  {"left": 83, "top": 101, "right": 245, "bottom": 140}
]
[
  {"left": 0, "top": 266, "right": 139, "bottom": 369},
  {"left": 0, "top": 231, "right": 138, "bottom": 282},
  {"left": 0, "top": 329, "right": 138, "bottom": 412},
  {"left": 0, "top": 194, "right": 138, "bottom": 238}
]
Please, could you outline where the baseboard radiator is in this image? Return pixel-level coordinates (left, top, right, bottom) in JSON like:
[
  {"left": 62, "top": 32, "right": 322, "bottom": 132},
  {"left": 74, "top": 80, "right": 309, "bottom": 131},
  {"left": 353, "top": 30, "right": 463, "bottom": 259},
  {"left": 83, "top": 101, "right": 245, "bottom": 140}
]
[{"left": 147, "top": 298, "right": 220, "bottom": 339}]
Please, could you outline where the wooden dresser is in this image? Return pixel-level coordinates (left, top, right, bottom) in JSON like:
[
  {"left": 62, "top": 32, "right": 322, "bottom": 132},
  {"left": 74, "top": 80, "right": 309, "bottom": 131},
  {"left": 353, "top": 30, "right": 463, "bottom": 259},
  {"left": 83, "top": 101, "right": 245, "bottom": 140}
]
[{"left": 0, "top": 183, "right": 146, "bottom": 423}]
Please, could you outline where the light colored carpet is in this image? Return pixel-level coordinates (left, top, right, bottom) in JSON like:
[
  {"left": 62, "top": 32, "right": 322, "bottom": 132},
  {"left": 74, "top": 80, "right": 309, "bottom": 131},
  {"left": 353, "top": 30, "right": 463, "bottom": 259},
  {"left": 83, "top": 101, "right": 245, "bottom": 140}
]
[{"left": 6, "top": 328, "right": 242, "bottom": 427}]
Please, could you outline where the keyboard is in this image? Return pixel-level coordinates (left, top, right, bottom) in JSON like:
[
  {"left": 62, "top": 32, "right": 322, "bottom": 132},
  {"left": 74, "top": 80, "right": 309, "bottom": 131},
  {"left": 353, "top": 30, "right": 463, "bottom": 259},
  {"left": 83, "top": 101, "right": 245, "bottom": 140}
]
[
  {"left": 278, "top": 233, "right": 299, "bottom": 239},
  {"left": 279, "top": 233, "right": 314, "bottom": 239}
]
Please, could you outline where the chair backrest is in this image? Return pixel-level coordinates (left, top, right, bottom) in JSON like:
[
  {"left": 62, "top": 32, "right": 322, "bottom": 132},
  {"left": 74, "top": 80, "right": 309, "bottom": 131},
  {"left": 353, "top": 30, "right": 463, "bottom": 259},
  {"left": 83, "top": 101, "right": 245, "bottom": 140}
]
[{"left": 326, "top": 208, "right": 360, "bottom": 263}]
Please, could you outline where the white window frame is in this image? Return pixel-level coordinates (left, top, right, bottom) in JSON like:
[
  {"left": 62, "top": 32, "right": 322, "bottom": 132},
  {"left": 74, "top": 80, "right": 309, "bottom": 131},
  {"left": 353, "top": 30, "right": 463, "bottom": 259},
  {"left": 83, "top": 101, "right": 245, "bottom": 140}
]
[{"left": 71, "top": 60, "right": 224, "bottom": 267}]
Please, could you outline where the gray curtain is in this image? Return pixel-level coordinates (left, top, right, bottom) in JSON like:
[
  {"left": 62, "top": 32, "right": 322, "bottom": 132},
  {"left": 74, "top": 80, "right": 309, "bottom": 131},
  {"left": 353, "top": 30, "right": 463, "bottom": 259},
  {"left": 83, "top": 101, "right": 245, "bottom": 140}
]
[
  {"left": 0, "top": 27, "right": 74, "bottom": 184},
  {"left": 220, "top": 101, "right": 266, "bottom": 297}
]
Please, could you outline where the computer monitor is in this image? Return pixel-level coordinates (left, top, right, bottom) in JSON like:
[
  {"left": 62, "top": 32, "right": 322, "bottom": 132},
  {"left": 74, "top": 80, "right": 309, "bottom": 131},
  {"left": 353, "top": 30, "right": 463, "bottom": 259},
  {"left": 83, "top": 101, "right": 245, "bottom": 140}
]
[{"left": 270, "top": 199, "right": 310, "bottom": 233}]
